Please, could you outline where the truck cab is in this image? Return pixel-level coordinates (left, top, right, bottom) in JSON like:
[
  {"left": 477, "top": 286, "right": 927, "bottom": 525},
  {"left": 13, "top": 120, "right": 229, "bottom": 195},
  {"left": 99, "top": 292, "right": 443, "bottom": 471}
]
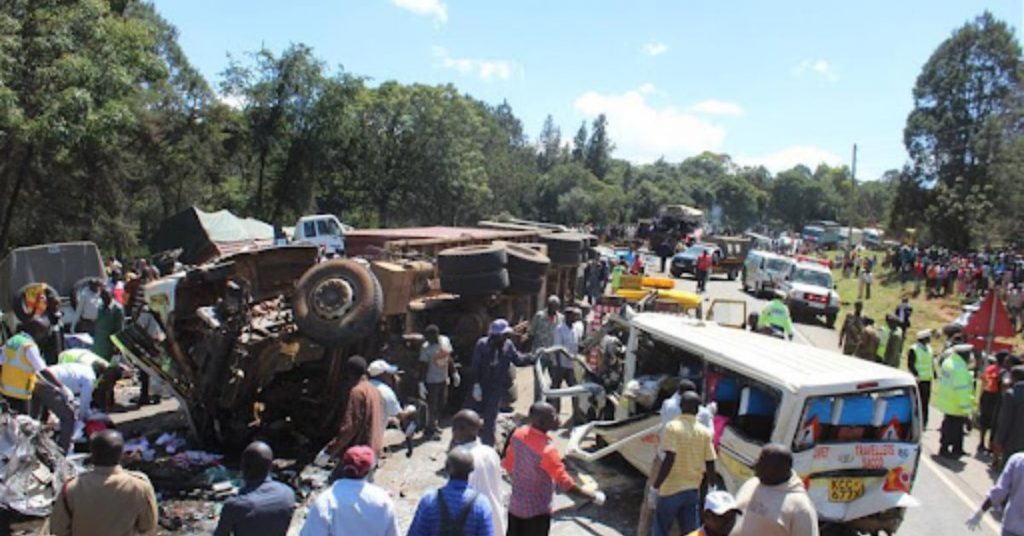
[{"left": 293, "top": 215, "right": 347, "bottom": 256}]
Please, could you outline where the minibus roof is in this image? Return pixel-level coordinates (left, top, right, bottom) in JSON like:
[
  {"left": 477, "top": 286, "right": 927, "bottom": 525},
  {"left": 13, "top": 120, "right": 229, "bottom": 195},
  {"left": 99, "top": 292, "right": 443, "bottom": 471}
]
[{"left": 632, "top": 313, "right": 916, "bottom": 395}]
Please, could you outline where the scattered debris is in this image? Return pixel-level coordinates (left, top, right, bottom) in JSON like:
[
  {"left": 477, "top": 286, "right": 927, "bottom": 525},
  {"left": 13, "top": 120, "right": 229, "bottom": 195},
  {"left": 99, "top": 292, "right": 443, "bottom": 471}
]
[{"left": 0, "top": 413, "right": 77, "bottom": 517}]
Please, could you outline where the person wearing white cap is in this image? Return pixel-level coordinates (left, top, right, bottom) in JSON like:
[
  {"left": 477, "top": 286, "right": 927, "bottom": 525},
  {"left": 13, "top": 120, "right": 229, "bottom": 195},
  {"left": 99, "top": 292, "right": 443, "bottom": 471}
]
[
  {"left": 689, "top": 490, "right": 742, "bottom": 536},
  {"left": 367, "top": 360, "right": 416, "bottom": 434},
  {"left": 469, "top": 319, "right": 535, "bottom": 446},
  {"left": 906, "top": 330, "right": 936, "bottom": 428}
]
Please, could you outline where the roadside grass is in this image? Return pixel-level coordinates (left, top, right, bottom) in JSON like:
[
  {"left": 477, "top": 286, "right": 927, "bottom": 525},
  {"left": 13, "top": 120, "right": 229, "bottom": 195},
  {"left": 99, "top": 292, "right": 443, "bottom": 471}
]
[{"left": 824, "top": 252, "right": 962, "bottom": 368}]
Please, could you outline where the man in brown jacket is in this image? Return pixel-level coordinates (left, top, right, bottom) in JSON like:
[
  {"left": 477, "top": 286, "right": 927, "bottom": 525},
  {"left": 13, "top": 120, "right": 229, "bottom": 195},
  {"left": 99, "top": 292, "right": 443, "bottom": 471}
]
[
  {"left": 50, "top": 430, "right": 158, "bottom": 536},
  {"left": 326, "top": 356, "right": 385, "bottom": 466}
]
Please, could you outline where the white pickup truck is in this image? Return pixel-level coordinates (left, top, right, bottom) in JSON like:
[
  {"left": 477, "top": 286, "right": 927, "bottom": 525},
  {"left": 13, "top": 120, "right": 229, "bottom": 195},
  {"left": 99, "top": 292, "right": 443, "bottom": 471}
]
[{"left": 293, "top": 214, "right": 348, "bottom": 256}]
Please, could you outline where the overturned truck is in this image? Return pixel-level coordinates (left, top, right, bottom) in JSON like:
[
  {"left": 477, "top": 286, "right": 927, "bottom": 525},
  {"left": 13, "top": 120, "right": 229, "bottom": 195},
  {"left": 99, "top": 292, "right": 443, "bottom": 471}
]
[{"left": 114, "top": 245, "right": 383, "bottom": 450}]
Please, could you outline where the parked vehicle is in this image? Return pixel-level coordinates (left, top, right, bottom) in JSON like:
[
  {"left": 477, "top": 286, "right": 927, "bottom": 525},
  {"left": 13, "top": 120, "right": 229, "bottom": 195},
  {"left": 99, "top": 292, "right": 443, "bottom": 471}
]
[
  {"left": 567, "top": 312, "right": 921, "bottom": 535},
  {"left": 802, "top": 221, "right": 841, "bottom": 249},
  {"left": 742, "top": 251, "right": 796, "bottom": 298},
  {"left": 670, "top": 237, "right": 746, "bottom": 281},
  {"left": 779, "top": 261, "right": 840, "bottom": 327},
  {"left": 864, "top": 228, "right": 884, "bottom": 249},
  {"left": 293, "top": 214, "right": 348, "bottom": 256},
  {"left": 0, "top": 241, "right": 106, "bottom": 338}
]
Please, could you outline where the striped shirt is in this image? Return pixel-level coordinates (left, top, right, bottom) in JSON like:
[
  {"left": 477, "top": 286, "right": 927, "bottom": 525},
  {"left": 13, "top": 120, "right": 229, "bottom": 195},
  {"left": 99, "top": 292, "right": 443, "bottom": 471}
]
[
  {"left": 502, "top": 426, "right": 575, "bottom": 518},
  {"left": 660, "top": 414, "right": 715, "bottom": 497},
  {"left": 407, "top": 480, "right": 493, "bottom": 536}
]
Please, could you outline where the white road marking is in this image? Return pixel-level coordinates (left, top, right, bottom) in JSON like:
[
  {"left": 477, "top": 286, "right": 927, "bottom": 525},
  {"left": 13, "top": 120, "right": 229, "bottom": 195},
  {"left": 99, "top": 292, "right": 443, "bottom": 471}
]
[{"left": 920, "top": 455, "right": 1001, "bottom": 534}]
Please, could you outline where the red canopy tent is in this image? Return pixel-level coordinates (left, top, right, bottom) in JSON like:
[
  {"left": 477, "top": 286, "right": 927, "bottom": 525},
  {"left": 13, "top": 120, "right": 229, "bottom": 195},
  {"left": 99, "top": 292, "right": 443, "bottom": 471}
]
[{"left": 963, "top": 291, "right": 1016, "bottom": 353}]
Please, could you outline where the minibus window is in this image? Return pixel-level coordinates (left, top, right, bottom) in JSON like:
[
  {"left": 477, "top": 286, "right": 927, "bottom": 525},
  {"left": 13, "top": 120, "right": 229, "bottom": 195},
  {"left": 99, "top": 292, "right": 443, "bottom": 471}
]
[
  {"left": 793, "top": 388, "right": 917, "bottom": 451},
  {"left": 707, "top": 365, "right": 780, "bottom": 445}
]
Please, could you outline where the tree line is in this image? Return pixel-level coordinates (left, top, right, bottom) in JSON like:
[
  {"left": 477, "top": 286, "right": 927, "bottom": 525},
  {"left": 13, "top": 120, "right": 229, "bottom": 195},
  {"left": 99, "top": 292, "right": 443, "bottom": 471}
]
[{"left": 0, "top": 2, "right": 1018, "bottom": 256}]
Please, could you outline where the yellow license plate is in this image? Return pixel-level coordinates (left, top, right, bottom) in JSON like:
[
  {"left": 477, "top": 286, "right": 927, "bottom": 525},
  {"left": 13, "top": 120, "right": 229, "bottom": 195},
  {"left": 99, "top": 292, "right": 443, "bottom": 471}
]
[{"left": 828, "top": 478, "right": 865, "bottom": 503}]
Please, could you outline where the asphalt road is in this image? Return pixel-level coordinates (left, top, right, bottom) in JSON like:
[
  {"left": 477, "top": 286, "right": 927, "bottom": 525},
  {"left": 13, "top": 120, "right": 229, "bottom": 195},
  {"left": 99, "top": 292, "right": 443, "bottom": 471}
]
[{"left": 683, "top": 273, "right": 1002, "bottom": 536}]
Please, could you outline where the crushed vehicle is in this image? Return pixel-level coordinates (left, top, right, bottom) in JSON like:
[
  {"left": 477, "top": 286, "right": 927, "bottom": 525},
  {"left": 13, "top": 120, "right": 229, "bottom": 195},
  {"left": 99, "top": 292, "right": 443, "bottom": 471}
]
[
  {"left": 0, "top": 413, "right": 77, "bottom": 518},
  {"left": 563, "top": 310, "right": 922, "bottom": 535},
  {"left": 114, "top": 245, "right": 385, "bottom": 450}
]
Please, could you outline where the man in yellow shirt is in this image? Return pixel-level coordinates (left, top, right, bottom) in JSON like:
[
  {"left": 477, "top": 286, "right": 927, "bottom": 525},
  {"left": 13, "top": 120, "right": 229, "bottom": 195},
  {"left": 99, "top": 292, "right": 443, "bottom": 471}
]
[{"left": 651, "top": 392, "right": 716, "bottom": 536}]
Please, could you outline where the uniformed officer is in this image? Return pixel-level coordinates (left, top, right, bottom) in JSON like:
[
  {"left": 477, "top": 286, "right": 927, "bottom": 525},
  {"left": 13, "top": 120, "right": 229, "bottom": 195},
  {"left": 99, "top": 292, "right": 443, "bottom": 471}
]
[
  {"left": 50, "top": 430, "right": 158, "bottom": 536},
  {"left": 907, "top": 330, "right": 936, "bottom": 428}
]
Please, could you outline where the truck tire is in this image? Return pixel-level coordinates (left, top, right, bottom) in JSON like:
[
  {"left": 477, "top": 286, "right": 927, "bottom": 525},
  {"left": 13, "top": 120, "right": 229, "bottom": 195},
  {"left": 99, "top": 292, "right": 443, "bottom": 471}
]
[
  {"left": 438, "top": 245, "right": 507, "bottom": 277},
  {"left": 547, "top": 246, "right": 584, "bottom": 265},
  {"left": 540, "top": 233, "right": 586, "bottom": 251},
  {"left": 293, "top": 259, "right": 383, "bottom": 346},
  {"left": 505, "top": 244, "right": 549, "bottom": 279},
  {"left": 440, "top": 269, "right": 509, "bottom": 295},
  {"left": 507, "top": 274, "right": 544, "bottom": 294}
]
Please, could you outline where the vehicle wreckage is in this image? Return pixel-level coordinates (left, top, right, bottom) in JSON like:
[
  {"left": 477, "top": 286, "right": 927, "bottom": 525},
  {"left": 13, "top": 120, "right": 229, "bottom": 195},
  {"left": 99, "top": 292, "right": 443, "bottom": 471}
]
[{"left": 114, "top": 245, "right": 387, "bottom": 450}]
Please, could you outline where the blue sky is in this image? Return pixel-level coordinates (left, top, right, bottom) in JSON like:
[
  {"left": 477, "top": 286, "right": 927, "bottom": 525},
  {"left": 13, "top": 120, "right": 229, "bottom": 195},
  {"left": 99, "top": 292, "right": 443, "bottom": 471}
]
[{"left": 152, "top": 0, "right": 1022, "bottom": 181}]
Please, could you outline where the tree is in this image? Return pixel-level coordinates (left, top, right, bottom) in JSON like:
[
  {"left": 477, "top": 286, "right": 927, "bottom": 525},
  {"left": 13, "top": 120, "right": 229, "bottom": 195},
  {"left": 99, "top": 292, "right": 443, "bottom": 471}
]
[
  {"left": 585, "top": 114, "right": 613, "bottom": 179},
  {"left": 571, "top": 122, "right": 587, "bottom": 162},
  {"left": 536, "top": 114, "right": 562, "bottom": 172},
  {"left": 901, "top": 12, "right": 1023, "bottom": 248}
]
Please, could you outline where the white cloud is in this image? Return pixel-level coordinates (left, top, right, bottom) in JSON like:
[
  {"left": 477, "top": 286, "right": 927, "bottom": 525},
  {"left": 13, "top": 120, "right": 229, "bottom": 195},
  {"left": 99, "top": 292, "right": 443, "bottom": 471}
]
[
  {"left": 690, "top": 99, "right": 744, "bottom": 116},
  {"left": 637, "top": 83, "right": 659, "bottom": 95},
  {"left": 642, "top": 42, "right": 668, "bottom": 56},
  {"left": 573, "top": 86, "right": 726, "bottom": 163},
  {"left": 392, "top": 0, "right": 447, "bottom": 23},
  {"left": 737, "top": 145, "right": 842, "bottom": 173},
  {"left": 432, "top": 47, "right": 521, "bottom": 81},
  {"left": 792, "top": 58, "right": 838, "bottom": 82},
  {"left": 218, "top": 93, "right": 246, "bottom": 110}
]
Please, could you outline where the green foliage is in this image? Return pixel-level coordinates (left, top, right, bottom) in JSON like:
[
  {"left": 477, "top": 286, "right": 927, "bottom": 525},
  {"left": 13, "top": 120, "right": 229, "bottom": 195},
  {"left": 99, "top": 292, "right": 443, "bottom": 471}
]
[{"left": 898, "top": 11, "right": 1024, "bottom": 248}]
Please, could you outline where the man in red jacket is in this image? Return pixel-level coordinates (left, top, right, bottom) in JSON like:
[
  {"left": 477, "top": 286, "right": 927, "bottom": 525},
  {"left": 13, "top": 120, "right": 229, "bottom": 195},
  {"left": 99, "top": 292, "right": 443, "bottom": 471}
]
[{"left": 696, "top": 250, "right": 713, "bottom": 293}]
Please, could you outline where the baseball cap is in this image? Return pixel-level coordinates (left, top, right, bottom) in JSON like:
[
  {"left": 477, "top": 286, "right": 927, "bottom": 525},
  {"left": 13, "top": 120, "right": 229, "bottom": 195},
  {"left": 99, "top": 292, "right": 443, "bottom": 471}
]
[
  {"left": 916, "top": 330, "right": 932, "bottom": 341},
  {"left": 341, "top": 445, "right": 376, "bottom": 478},
  {"left": 953, "top": 343, "right": 975, "bottom": 354},
  {"left": 367, "top": 359, "right": 401, "bottom": 378},
  {"left": 704, "top": 490, "right": 742, "bottom": 516},
  {"left": 489, "top": 319, "right": 513, "bottom": 336}
]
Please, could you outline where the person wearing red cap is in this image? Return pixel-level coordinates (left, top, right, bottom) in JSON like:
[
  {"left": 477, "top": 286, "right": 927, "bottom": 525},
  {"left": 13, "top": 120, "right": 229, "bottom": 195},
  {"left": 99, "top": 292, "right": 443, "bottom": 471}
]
[{"left": 300, "top": 445, "right": 398, "bottom": 536}]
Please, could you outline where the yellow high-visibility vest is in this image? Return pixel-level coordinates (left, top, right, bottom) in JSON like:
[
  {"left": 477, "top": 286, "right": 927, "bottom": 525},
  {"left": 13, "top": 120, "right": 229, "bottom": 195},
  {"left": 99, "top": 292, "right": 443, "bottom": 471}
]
[{"left": 0, "top": 334, "right": 39, "bottom": 400}]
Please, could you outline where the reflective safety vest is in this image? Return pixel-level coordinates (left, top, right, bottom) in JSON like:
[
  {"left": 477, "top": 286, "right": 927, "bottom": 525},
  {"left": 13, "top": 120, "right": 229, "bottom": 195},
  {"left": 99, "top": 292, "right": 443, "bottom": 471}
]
[
  {"left": 58, "top": 348, "right": 108, "bottom": 369},
  {"left": 910, "top": 342, "right": 934, "bottom": 381},
  {"left": 758, "top": 300, "right": 793, "bottom": 337},
  {"left": 1, "top": 334, "right": 39, "bottom": 400},
  {"left": 935, "top": 353, "right": 973, "bottom": 417},
  {"left": 876, "top": 326, "right": 891, "bottom": 361}
]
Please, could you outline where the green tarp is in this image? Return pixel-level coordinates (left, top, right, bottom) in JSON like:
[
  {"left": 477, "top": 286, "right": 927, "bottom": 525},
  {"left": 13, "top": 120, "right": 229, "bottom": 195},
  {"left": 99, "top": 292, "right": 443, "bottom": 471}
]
[{"left": 149, "top": 207, "right": 275, "bottom": 265}]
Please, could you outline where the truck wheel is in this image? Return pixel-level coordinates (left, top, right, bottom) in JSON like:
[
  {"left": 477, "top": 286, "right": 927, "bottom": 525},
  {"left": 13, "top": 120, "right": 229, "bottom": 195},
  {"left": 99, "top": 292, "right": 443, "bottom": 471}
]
[
  {"left": 440, "top": 269, "right": 510, "bottom": 295},
  {"left": 438, "top": 245, "right": 507, "bottom": 276},
  {"left": 505, "top": 244, "right": 550, "bottom": 279},
  {"left": 293, "top": 259, "right": 383, "bottom": 346},
  {"left": 547, "top": 247, "right": 583, "bottom": 265}
]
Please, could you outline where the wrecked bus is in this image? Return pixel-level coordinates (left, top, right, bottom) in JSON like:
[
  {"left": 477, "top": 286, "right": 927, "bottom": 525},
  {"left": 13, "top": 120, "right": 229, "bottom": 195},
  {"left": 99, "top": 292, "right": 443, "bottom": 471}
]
[{"left": 568, "top": 313, "right": 921, "bottom": 534}]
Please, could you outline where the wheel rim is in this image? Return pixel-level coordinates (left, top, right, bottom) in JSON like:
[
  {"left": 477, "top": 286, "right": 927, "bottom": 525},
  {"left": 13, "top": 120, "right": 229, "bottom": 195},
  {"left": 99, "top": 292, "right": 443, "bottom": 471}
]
[{"left": 310, "top": 278, "right": 355, "bottom": 320}]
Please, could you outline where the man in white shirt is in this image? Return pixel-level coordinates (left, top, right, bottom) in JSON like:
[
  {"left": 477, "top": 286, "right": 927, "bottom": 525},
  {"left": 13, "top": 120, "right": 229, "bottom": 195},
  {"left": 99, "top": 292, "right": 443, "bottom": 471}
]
[
  {"left": 47, "top": 362, "right": 102, "bottom": 421},
  {"left": 367, "top": 359, "right": 416, "bottom": 433},
  {"left": 451, "top": 409, "right": 506, "bottom": 536},
  {"left": 547, "top": 310, "right": 579, "bottom": 414},
  {"left": 300, "top": 445, "right": 399, "bottom": 536},
  {"left": 419, "top": 325, "right": 456, "bottom": 437},
  {"left": 73, "top": 279, "right": 104, "bottom": 334}
]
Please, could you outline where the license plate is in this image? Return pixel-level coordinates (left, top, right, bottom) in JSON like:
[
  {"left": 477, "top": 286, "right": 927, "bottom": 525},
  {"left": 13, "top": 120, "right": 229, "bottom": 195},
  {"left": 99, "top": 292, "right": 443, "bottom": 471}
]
[
  {"left": 828, "top": 478, "right": 865, "bottom": 503},
  {"left": 808, "top": 301, "right": 825, "bottom": 309}
]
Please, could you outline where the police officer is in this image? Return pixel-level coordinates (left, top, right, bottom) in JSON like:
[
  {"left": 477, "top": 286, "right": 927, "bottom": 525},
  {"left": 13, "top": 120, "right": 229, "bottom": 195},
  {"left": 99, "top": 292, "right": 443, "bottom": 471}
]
[
  {"left": 757, "top": 297, "right": 794, "bottom": 340},
  {"left": 907, "top": 330, "right": 936, "bottom": 428},
  {"left": 936, "top": 343, "right": 974, "bottom": 458}
]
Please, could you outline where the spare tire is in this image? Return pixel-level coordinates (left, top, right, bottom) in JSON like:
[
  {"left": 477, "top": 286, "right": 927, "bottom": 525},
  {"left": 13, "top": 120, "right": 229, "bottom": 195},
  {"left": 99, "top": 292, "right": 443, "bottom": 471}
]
[
  {"left": 440, "top": 269, "right": 509, "bottom": 295},
  {"left": 12, "top": 283, "right": 59, "bottom": 326},
  {"left": 293, "top": 259, "right": 383, "bottom": 346},
  {"left": 507, "top": 274, "right": 544, "bottom": 294},
  {"left": 505, "top": 244, "right": 549, "bottom": 279},
  {"left": 438, "top": 245, "right": 507, "bottom": 277}
]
